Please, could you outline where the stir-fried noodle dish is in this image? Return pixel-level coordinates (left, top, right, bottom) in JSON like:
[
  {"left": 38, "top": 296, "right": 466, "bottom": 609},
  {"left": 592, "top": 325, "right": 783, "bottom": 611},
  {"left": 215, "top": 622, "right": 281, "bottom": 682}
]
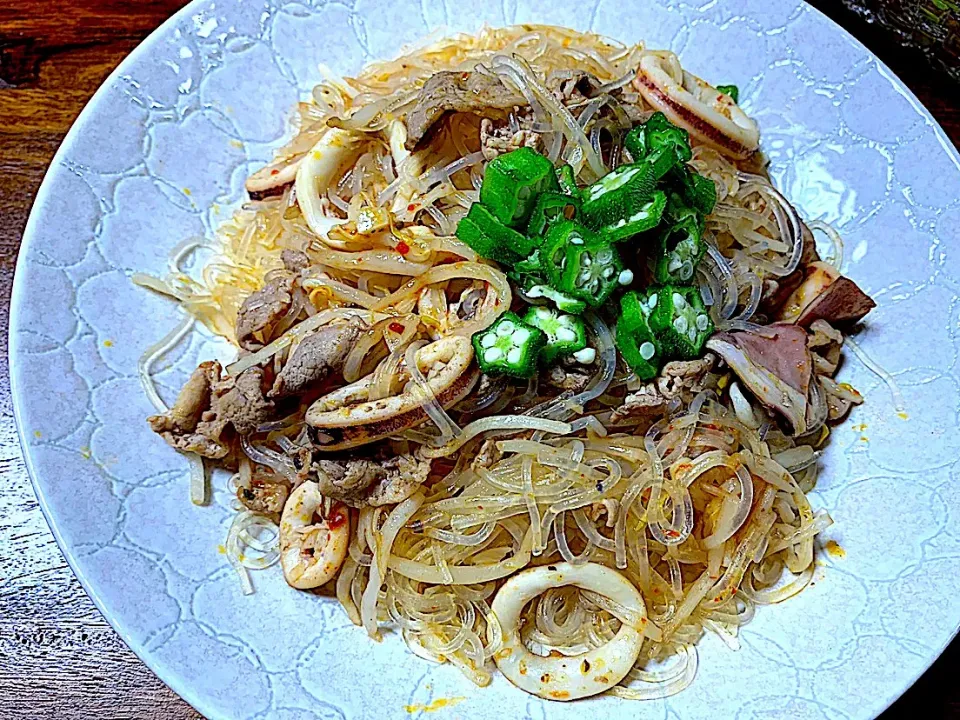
[{"left": 142, "top": 26, "right": 878, "bottom": 701}]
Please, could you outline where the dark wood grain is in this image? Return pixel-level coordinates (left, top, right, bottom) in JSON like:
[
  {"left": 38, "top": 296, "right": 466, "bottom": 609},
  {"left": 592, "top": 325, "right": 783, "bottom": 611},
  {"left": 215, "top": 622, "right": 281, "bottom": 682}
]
[{"left": 0, "top": 1, "right": 958, "bottom": 718}]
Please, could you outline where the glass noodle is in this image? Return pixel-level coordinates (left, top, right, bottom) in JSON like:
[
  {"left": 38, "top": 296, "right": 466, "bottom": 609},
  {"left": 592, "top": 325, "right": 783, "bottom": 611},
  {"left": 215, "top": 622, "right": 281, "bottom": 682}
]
[{"left": 135, "top": 24, "right": 846, "bottom": 703}]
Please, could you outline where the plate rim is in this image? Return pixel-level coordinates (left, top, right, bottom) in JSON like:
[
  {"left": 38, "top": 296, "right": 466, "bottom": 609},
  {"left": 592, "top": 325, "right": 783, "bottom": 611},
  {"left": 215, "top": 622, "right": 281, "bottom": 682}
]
[{"left": 8, "top": 1, "right": 960, "bottom": 718}]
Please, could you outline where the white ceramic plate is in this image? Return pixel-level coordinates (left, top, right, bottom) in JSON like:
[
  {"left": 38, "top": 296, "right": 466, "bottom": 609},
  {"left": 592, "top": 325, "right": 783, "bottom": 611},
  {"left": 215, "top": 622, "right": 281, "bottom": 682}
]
[{"left": 11, "top": 1, "right": 960, "bottom": 718}]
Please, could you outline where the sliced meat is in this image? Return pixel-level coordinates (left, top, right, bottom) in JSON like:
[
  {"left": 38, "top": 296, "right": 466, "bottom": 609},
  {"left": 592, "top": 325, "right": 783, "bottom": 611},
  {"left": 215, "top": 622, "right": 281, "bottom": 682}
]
[
  {"left": 658, "top": 355, "right": 715, "bottom": 397},
  {"left": 236, "top": 270, "right": 297, "bottom": 351},
  {"left": 237, "top": 477, "right": 289, "bottom": 514},
  {"left": 214, "top": 366, "right": 275, "bottom": 435},
  {"left": 281, "top": 249, "right": 311, "bottom": 272},
  {"left": 611, "top": 355, "right": 714, "bottom": 424},
  {"left": 772, "top": 259, "right": 875, "bottom": 328},
  {"left": 546, "top": 69, "right": 602, "bottom": 104},
  {"left": 405, "top": 71, "right": 525, "bottom": 149},
  {"left": 544, "top": 365, "right": 592, "bottom": 393},
  {"left": 480, "top": 117, "right": 541, "bottom": 160},
  {"left": 313, "top": 453, "right": 432, "bottom": 507},
  {"left": 611, "top": 384, "right": 666, "bottom": 424},
  {"left": 148, "top": 362, "right": 275, "bottom": 458},
  {"left": 471, "top": 437, "right": 503, "bottom": 471},
  {"left": 706, "top": 323, "right": 811, "bottom": 434},
  {"left": 148, "top": 361, "right": 228, "bottom": 458},
  {"left": 270, "top": 319, "right": 364, "bottom": 398},
  {"left": 796, "top": 276, "right": 876, "bottom": 327}
]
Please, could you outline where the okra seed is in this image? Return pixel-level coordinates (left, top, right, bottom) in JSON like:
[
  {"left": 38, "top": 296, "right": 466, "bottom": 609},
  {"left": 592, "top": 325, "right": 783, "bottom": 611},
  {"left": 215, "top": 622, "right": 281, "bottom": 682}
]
[
  {"left": 512, "top": 329, "right": 530, "bottom": 345},
  {"left": 618, "top": 269, "right": 634, "bottom": 285},
  {"left": 680, "top": 261, "right": 693, "bottom": 279},
  {"left": 556, "top": 327, "right": 577, "bottom": 342},
  {"left": 603, "top": 266, "right": 615, "bottom": 279},
  {"left": 506, "top": 347, "right": 522, "bottom": 365},
  {"left": 647, "top": 293, "right": 658, "bottom": 309},
  {"left": 570, "top": 236, "right": 584, "bottom": 245},
  {"left": 668, "top": 256, "right": 682, "bottom": 273},
  {"left": 674, "top": 315, "right": 689, "bottom": 333},
  {"left": 639, "top": 342, "right": 656, "bottom": 361},
  {"left": 497, "top": 322, "right": 514, "bottom": 336},
  {"left": 558, "top": 315, "right": 575, "bottom": 326},
  {"left": 688, "top": 328, "right": 698, "bottom": 343},
  {"left": 673, "top": 292, "right": 686, "bottom": 309},
  {"left": 537, "top": 307, "right": 553, "bottom": 319},
  {"left": 586, "top": 279, "right": 600, "bottom": 293},
  {"left": 597, "top": 249, "right": 614, "bottom": 263},
  {"left": 480, "top": 333, "right": 497, "bottom": 349},
  {"left": 573, "top": 347, "right": 596, "bottom": 364},
  {"left": 484, "top": 347, "right": 504, "bottom": 363},
  {"left": 582, "top": 255, "right": 592, "bottom": 267},
  {"left": 578, "top": 270, "right": 592, "bottom": 284},
  {"left": 696, "top": 314, "right": 709, "bottom": 331}
]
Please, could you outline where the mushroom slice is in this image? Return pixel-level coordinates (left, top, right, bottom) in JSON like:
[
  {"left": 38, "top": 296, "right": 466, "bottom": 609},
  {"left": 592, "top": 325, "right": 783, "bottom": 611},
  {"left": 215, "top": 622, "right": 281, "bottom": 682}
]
[
  {"left": 489, "top": 562, "right": 647, "bottom": 701},
  {"left": 279, "top": 481, "right": 350, "bottom": 589},
  {"left": 633, "top": 51, "right": 760, "bottom": 159},
  {"left": 305, "top": 335, "right": 479, "bottom": 451},
  {"left": 295, "top": 128, "right": 365, "bottom": 246}
]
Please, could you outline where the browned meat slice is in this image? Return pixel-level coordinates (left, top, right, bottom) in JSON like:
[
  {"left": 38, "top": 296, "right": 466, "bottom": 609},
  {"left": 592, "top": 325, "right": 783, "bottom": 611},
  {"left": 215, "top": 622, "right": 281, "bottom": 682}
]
[
  {"left": 611, "top": 385, "right": 666, "bottom": 424},
  {"left": 480, "top": 117, "right": 541, "bottom": 160},
  {"left": 214, "top": 366, "right": 275, "bottom": 435},
  {"left": 313, "top": 453, "right": 432, "bottom": 507},
  {"left": 148, "top": 362, "right": 275, "bottom": 459},
  {"left": 236, "top": 271, "right": 297, "bottom": 351},
  {"left": 772, "top": 255, "right": 875, "bottom": 328},
  {"left": 148, "top": 361, "right": 227, "bottom": 458},
  {"left": 706, "top": 324, "right": 811, "bottom": 434},
  {"left": 796, "top": 276, "right": 876, "bottom": 327},
  {"left": 471, "top": 437, "right": 503, "bottom": 471},
  {"left": 546, "top": 69, "right": 604, "bottom": 106},
  {"left": 281, "top": 248, "right": 311, "bottom": 272},
  {"left": 611, "top": 355, "right": 714, "bottom": 424},
  {"left": 404, "top": 71, "right": 525, "bottom": 149},
  {"left": 270, "top": 319, "right": 364, "bottom": 398},
  {"left": 237, "top": 477, "right": 289, "bottom": 514},
  {"left": 544, "top": 365, "right": 593, "bottom": 393}
]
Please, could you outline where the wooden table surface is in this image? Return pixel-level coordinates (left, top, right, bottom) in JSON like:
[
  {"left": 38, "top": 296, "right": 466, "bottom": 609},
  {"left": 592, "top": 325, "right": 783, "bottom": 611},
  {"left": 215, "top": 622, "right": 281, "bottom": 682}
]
[{"left": 1, "top": 1, "right": 958, "bottom": 718}]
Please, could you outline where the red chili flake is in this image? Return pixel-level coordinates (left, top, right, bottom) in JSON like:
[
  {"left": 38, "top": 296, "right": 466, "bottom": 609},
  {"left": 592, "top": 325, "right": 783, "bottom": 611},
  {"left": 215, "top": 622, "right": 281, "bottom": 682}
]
[
  {"left": 389, "top": 321, "right": 405, "bottom": 334},
  {"left": 328, "top": 504, "right": 348, "bottom": 530},
  {"left": 396, "top": 241, "right": 410, "bottom": 255},
  {"left": 461, "top": 72, "right": 470, "bottom": 81},
  {"left": 270, "top": 169, "right": 280, "bottom": 175},
  {"left": 407, "top": 203, "right": 417, "bottom": 212}
]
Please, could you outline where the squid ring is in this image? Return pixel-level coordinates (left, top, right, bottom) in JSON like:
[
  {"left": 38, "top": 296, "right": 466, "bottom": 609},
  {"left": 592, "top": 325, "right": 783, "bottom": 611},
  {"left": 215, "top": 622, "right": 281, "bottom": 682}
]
[
  {"left": 279, "top": 481, "right": 350, "bottom": 589},
  {"left": 295, "top": 128, "right": 366, "bottom": 246},
  {"left": 634, "top": 51, "right": 760, "bottom": 159},
  {"left": 305, "top": 335, "right": 478, "bottom": 450},
  {"left": 489, "top": 562, "right": 647, "bottom": 701}
]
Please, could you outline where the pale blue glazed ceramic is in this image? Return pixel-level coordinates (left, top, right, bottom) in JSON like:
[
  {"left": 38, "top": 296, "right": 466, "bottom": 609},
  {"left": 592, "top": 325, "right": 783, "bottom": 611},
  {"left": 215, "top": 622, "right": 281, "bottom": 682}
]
[{"left": 10, "top": 1, "right": 960, "bottom": 718}]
